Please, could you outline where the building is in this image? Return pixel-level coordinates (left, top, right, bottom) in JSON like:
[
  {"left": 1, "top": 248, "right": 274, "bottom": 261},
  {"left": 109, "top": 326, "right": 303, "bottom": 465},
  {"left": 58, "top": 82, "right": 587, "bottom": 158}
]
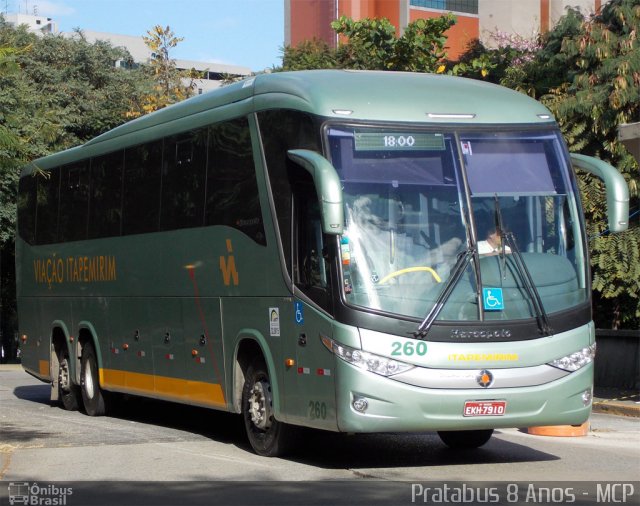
[
  {"left": 618, "top": 123, "right": 640, "bottom": 164},
  {"left": 285, "top": 0, "right": 610, "bottom": 60},
  {"left": 68, "top": 30, "right": 252, "bottom": 93},
  {"left": 3, "top": 12, "right": 57, "bottom": 34},
  {"left": 2, "top": 13, "right": 251, "bottom": 93}
]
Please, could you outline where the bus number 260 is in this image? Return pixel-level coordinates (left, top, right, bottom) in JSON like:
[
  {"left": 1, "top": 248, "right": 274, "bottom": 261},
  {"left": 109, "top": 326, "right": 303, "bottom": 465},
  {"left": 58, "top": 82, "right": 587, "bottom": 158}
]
[
  {"left": 308, "top": 401, "right": 327, "bottom": 420},
  {"left": 391, "top": 341, "right": 427, "bottom": 357}
]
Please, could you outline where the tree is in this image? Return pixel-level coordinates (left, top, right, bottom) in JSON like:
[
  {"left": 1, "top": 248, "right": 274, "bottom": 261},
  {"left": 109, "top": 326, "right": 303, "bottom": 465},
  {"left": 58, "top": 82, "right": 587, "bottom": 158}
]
[
  {"left": 281, "top": 38, "right": 338, "bottom": 71},
  {"left": 282, "top": 14, "right": 460, "bottom": 73},
  {"left": 132, "top": 25, "right": 199, "bottom": 116},
  {"left": 0, "top": 19, "right": 154, "bottom": 359},
  {"left": 463, "top": 1, "right": 640, "bottom": 328},
  {"left": 541, "top": 0, "right": 640, "bottom": 328}
]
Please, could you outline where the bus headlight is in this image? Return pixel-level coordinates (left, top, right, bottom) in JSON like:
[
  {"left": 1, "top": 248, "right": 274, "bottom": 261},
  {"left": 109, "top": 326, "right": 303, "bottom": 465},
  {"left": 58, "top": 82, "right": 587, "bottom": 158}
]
[
  {"left": 548, "top": 343, "right": 596, "bottom": 372},
  {"left": 320, "top": 335, "right": 414, "bottom": 376}
]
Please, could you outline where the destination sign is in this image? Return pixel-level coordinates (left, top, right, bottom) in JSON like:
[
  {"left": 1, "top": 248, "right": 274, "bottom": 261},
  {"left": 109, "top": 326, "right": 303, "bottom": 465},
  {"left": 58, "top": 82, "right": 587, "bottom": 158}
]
[{"left": 354, "top": 132, "right": 445, "bottom": 151}]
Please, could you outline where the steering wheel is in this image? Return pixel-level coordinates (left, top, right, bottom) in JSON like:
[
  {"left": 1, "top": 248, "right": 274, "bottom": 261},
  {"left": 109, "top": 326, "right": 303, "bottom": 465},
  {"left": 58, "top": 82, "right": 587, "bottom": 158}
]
[{"left": 379, "top": 266, "right": 442, "bottom": 285}]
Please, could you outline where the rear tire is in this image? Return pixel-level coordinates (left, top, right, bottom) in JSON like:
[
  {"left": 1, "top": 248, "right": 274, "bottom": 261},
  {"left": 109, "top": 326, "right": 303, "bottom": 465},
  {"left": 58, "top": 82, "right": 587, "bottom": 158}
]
[
  {"left": 242, "top": 358, "right": 295, "bottom": 457},
  {"left": 58, "top": 348, "right": 80, "bottom": 411},
  {"left": 80, "top": 342, "right": 107, "bottom": 416},
  {"left": 438, "top": 429, "right": 494, "bottom": 449}
]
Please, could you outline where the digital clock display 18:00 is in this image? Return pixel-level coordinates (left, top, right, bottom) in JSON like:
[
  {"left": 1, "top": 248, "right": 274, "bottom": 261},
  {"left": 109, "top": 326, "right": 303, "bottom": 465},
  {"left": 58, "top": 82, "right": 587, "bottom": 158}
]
[{"left": 354, "top": 132, "right": 446, "bottom": 151}]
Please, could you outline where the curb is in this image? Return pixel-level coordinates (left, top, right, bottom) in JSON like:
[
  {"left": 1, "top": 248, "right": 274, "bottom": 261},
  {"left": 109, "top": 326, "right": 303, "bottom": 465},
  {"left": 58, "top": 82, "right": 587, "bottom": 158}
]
[
  {"left": 0, "top": 363, "right": 23, "bottom": 371},
  {"left": 592, "top": 400, "right": 640, "bottom": 418}
]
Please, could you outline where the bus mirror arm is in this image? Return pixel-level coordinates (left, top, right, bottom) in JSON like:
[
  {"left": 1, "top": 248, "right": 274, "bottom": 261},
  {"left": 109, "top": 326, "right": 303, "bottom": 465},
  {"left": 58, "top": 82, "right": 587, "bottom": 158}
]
[
  {"left": 287, "top": 149, "right": 344, "bottom": 235},
  {"left": 570, "top": 153, "right": 630, "bottom": 233}
]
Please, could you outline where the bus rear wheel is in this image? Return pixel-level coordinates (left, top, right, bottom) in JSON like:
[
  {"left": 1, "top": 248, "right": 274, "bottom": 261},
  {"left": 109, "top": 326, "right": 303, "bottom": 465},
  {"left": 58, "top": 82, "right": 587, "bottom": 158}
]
[
  {"left": 437, "top": 429, "right": 494, "bottom": 449},
  {"left": 58, "top": 348, "right": 80, "bottom": 411},
  {"left": 242, "top": 358, "right": 294, "bottom": 457},
  {"left": 80, "top": 342, "right": 108, "bottom": 416}
]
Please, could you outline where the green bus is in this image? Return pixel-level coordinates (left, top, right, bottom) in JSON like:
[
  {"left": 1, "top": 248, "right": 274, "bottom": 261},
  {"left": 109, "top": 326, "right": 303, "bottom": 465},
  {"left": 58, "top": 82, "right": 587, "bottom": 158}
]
[{"left": 16, "top": 70, "right": 629, "bottom": 456}]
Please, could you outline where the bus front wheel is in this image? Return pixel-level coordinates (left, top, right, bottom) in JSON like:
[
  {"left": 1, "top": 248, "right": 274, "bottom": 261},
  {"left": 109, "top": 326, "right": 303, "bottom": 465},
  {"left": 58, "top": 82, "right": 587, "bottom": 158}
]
[
  {"left": 80, "top": 342, "right": 107, "bottom": 416},
  {"left": 437, "top": 429, "right": 494, "bottom": 449},
  {"left": 242, "top": 358, "right": 294, "bottom": 457}
]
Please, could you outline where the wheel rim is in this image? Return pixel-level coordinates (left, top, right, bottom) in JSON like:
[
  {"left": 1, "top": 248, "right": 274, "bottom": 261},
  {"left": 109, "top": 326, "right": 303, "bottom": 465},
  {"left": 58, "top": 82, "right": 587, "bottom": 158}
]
[
  {"left": 247, "top": 379, "right": 273, "bottom": 430},
  {"left": 84, "top": 360, "right": 95, "bottom": 399},
  {"left": 59, "top": 357, "right": 71, "bottom": 394}
]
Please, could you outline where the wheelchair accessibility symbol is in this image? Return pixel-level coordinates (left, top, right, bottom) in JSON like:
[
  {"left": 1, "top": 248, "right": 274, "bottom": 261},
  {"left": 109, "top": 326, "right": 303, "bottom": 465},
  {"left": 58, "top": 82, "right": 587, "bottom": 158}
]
[
  {"left": 483, "top": 288, "right": 504, "bottom": 311},
  {"left": 294, "top": 302, "right": 304, "bottom": 325}
]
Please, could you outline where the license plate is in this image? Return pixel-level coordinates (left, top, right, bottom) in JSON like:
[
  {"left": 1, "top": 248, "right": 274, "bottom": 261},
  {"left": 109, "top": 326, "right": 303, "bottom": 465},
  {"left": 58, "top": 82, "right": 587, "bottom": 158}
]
[{"left": 463, "top": 400, "right": 507, "bottom": 417}]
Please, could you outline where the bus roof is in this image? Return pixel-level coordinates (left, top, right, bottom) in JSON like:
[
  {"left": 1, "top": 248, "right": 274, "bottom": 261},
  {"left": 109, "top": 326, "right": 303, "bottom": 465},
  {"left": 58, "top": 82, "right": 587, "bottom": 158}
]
[{"left": 26, "top": 70, "right": 556, "bottom": 173}]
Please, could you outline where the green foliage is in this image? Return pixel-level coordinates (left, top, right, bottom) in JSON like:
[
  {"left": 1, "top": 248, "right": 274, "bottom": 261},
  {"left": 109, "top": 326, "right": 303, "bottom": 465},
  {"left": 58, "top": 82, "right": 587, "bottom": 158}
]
[
  {"left": 281, "top": 38, "right": 338, "bottom": 71},
  {"left": 454, "top": 9, "right": 585, "bottom": 95},
  {"left": 331, "top": 16, "right": 397, "bottom": 70},
  {"left": 0, "top": 19, "right": 154, "bottom": 247},
  {"left": 282, "top": 14, "right": 457, "bottom": 73},
  {"left": 541, "top": 0, "right": 640, "bottom": 327}
]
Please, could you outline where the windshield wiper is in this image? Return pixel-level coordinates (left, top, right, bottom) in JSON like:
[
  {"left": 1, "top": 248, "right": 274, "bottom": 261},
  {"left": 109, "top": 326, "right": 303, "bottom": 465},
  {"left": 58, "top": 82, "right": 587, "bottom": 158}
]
[
  {"left": 494, "top": 195, "right": 507, "bottom": 278},
  {"left": 503, "top": 232, "right": 553, "bottom": 336},
  {"left": 413, "top": 248, "right": 473, "bottom": 339},
  {"left": 493, "top": 196, "right": 552, "bottom": 337}
]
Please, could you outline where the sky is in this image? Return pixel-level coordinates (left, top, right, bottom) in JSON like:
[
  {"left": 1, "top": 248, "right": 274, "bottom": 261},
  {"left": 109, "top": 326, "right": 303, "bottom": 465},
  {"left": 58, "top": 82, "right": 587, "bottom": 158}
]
[{"left": 6, "top": 0, "right": 285, "bottom": 71}]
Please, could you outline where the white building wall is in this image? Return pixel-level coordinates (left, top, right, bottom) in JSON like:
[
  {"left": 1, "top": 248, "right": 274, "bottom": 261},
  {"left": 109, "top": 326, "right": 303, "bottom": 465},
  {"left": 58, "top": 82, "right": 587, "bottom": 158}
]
[
  {"left": 549, "top": 0, "right": 601, "bottom": 25},
  {"left": 479, "top": 0, "right": 542, "bottom": 45},
  {"left": 479, "top": 0, "right": 610, "bottom": 48},
  {"left": 4, "top": 12, "right": 57, "bottom": 33}
]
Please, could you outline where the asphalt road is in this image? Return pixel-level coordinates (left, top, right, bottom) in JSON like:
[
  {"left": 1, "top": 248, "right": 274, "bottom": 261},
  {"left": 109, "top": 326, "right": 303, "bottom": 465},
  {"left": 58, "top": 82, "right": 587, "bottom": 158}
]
[{"left": 1, "top": 365, "right": 639, "bottom": 504}]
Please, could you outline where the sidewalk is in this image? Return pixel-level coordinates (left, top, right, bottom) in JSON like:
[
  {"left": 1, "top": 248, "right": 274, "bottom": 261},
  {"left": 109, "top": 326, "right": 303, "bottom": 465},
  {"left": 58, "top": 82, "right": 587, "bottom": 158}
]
[{"left": 592, "top": 387, "right": 640, "bottom": 418}]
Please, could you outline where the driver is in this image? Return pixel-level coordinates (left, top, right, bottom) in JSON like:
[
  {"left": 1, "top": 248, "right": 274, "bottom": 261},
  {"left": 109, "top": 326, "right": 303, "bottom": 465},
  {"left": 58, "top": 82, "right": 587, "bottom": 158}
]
[{"left": 478, "top": 227, "right": 512, "bottom": 256}]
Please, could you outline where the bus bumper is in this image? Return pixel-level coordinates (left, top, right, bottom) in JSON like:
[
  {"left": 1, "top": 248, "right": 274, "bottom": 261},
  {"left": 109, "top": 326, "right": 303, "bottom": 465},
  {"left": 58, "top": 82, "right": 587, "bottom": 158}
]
[{"left": 335, "top": 360, "right": 593, "bottom": 433}]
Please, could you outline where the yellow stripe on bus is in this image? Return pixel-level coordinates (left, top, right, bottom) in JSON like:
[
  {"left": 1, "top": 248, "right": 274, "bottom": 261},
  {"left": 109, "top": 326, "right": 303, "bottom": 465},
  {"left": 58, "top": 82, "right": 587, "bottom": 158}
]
[
  {"left": 39, "top": 360, "right": 50, "bottom": 377},
  {"left": 99, "top": 368, "right": 226, "bottom": 408}
]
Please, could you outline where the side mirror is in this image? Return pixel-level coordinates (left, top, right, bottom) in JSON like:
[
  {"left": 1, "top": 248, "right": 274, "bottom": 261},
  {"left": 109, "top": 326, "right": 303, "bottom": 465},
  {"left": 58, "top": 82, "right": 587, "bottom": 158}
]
[
  {"left": 287, "top": 149, "right": 344, "bottom": 235},
  {"left": 570, "top": 153, "right": 629, "bottom": 233}
]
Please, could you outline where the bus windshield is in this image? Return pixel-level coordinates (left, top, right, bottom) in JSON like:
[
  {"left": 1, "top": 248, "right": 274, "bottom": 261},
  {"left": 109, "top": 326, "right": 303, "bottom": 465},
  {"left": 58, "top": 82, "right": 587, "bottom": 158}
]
[{"left": 327, "top": 126, "right": 588, "bottom": 323}]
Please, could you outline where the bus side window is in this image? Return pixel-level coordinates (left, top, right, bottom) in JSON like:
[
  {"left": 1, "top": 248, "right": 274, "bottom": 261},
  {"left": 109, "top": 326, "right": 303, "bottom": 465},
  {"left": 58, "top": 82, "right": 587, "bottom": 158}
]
[
  {"left": 257, "top": 110, "right": 322, "bottom": 274},
  {"left": 35, "top": 167, "right": 60, "bottom": 244},
  {"left": 294, "top": 184, "right": 331, "bottom": 311},
  {"left": 161, "top": 129, "right": 207, "bottom": 231},
  {"left": 205, "top": 117, "right": 266, "bottom": 245},
  {"left": 58, "top": 161, "right": 90, "bottom": 242},
  {"left": 89, "top": 151, "right": 123, "bottom": 239},
  {"left": 17, "top": 174, "right": 37, "bottom": 244},
  {"left": 122, "top": 140, "right": 163, "bottom": 235}
]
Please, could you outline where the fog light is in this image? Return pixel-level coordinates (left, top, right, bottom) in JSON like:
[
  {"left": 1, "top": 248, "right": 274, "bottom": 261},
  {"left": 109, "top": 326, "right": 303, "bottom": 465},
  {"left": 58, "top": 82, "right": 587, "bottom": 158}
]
[
  {"left": 582, "top": 389, "right": 592, "bottom": 406},
  {"left": 352, "top": 396, "right": 368, "bottom": 413}
]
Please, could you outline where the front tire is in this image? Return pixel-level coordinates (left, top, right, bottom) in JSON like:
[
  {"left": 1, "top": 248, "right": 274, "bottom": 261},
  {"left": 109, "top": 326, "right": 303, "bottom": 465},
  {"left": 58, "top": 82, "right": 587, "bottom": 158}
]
[
  {"left": 438, "top": 429, "right": 494, "bottom": 448},
  {"left": 80, "top": 342, "right": 107, "bottom": 416},
  {"left": 242, "top": 358, "right": 295, "bottom": 457}
]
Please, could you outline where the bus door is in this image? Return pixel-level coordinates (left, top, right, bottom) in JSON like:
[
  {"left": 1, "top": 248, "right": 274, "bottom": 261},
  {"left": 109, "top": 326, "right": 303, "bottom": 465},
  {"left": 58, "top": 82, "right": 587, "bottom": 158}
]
[
  {"left": 182, "top": 297, "right": 226, "bottom": 409},
  {"left": 285, "top": 186, "right": 337, "bottom": 429}
]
